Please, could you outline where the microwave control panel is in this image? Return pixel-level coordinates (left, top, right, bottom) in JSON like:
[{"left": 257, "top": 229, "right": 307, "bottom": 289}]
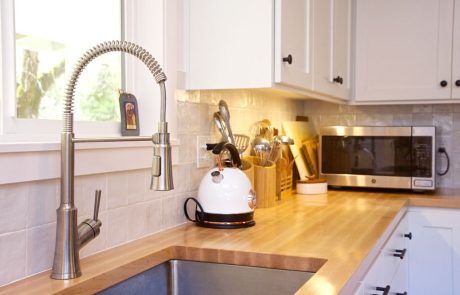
[{"left": 412, "top": 136, "right": 432, "bottom": 178}]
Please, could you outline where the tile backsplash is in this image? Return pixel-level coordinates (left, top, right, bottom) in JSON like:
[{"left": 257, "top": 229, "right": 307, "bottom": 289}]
[
  {"left": 0, "top": 89, "right": 304, "bottom": 286},
  {"left": 3, "top": 91, "right": 460, "bottom": 287},
  {"left": 304, "top": 100, "right": 460, "bottom": 188}
]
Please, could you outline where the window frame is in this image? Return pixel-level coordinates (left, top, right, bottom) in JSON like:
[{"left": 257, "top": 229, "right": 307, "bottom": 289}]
[{"left": 0, "top": 0, "right": 151, "bottom": 142}]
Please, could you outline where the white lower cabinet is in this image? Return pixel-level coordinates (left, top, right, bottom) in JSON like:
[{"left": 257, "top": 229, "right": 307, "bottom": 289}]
[
  {"left": 359, "top": 214, "right": 409, "bottom": 295},
  {"left": 408, "top": 208, "right": 460, "bottom": 295},
  {"left": 356, "top": 208, "right": 460, "bottom": 295}
]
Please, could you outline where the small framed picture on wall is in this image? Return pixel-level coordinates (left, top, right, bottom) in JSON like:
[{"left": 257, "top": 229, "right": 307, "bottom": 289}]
[{"left": 119, "top": 90, "right": 140, "bottom": 136}]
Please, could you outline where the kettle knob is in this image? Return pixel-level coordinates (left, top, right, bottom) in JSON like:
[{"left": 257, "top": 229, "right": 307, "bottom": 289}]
[{"left": 211, "top": 171, "right": 224, "bottom": 183}]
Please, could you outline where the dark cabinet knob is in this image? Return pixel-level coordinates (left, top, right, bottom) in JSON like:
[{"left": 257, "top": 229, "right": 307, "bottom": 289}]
[
  {"left": 440, "top": 80, "right": 448, "bottom": 87},
  {"left": 376, "top": 285, "right": 391, "bottom": 295},
  {"left": 396, "top": 292, "right": 408, "bottom": 295},
  {"left": 333, "top": 76, "right": 344, "bottom": 84},
  {"left": 282, "top": 54, "right": 293, "bottom": 64},
  {"left": 404, "top": 232, "right": 412, "bottom": 240},
  {"left": 393, "top": 248, "right": 407, "bottom": 259},
  {"left": 456, "top": 80, "right": 460, "bottom": 87}
]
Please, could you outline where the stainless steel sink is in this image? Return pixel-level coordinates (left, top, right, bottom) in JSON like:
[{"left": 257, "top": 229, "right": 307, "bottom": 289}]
[{"left": 98, "top": 260, "right": 314, "bottom": 295}]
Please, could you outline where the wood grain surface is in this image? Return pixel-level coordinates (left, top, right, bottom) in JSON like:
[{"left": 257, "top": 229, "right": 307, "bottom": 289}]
[{"left": 2, "top": 189, "right": 460, "bottom": 295}]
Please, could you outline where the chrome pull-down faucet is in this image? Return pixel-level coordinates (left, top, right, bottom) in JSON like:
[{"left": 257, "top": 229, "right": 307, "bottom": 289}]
[{"left": 51, "top": 41, "right": 174, "bottom": 280}]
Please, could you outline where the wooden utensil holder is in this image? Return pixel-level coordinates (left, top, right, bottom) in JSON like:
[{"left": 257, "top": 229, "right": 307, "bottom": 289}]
[
  {"left": 241, "top": 158, "right": 254, "bottom": 188},
  {"left": 244, "top": 156, "right": 276, "bottom": 208},
  {"left": 276, "top": 157, "right": 293, "bottom": 200}
]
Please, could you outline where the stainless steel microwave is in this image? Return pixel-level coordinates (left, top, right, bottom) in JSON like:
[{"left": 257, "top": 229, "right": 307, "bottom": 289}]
[{"left": 320, "top": 126, "right": 435, "bottom": 191}]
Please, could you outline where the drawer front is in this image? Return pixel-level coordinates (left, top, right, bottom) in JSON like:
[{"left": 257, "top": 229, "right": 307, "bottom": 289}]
[{"left": 360, "top": 214, "right": 409, "bottom": 295}]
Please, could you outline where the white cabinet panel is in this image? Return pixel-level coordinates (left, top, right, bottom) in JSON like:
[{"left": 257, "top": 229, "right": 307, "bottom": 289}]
[
  {"left": 391, "top": 258, "right": 408, "bottom": 295},
  {"left": 186, "top": 0, "right": 273, "bottom": 90},
  {"left": 354, "top": 0, "right": 454, "bottom": 101},
  {"left": 275, "top": 0, "right": 314, "bottom": 89},
  {"left": 360, "top": 214, "right": 409, "bottom": 295},
  {"left": 452, "top": 0, "right": 460, "bottom": 98},
  {"left": 408, "top": 209, "right": 460, "bottom": 295},
  {"left": 314, "top": 0, "right": 351, "bottom": 100}
]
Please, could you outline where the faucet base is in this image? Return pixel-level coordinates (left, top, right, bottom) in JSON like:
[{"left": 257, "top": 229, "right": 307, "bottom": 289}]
[{"left": 51, "top": 205, "right": 81, "bottom": 279}]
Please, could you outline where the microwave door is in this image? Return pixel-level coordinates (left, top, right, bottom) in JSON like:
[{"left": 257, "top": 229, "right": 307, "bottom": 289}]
[{"left": 321, "top": 136, "right": 412, "bottom": 177}]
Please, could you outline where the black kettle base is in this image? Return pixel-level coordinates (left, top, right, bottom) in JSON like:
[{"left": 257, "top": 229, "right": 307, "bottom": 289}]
[
  {"left": 184, "top": 197, "right": 256, "bottom": 229},
  {"left": 197, "top": 220, "right": 256, "bottom": 229}
]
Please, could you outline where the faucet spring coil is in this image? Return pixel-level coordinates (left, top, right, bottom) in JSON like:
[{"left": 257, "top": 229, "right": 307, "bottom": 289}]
[{"left": 62, "top": 40, "right": 167, "bottom": 133}]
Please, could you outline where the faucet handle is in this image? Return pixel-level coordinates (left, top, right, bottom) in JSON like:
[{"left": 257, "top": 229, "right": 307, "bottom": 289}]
[{"left": 93, "top": 190, "right": 101, "bottom": 221}]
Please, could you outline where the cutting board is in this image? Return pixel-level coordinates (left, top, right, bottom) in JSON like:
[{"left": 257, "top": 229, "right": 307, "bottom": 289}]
[{"left": 281, "top": 121, "right": 318, "bottom": 180}]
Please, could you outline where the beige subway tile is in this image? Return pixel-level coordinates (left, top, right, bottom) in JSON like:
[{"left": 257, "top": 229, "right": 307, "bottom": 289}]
[
  {"left": 26, "top": 223, "right": 55, "bottom": 276},
  {"left": 127, "top": 204, "right": 149, "bottom": 241},
  {"left": 412, "top": 104, "right": 432, "bottom": 113},
  {"left": 27, "top": 179, "right": 59, "bottom": 228},
  {"left": 107, "top": 172, "right": 128, "bottom": 209},
  {"left": 161, "top": 196, "right": 178, "bottom": 229},
  {"left": 412, "top": 113, "right": 433, "bottom": 126},
  {"left": 0, "top": 231, "right": 26, "bottom": 286},
  {"left": 127, "top": 169, "right": 147, "bottom": 205},
  {"left": 433, "top": 113, "right": 453, "bottom": 135},
  {"left": 0, "top": 183, "right": 27, "bottom": 234},
  {"left": 147, "top": 199, "right": 163, "bottom": 234},
  {"left": 107, "top": 207, "right": 129, "bottom": 248}
]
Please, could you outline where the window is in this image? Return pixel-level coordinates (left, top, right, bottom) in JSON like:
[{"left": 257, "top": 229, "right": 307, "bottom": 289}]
[
  {"left": 15, "top": 0, "right": 123, "bottom": 121},
  {"left": 1, "top": 0, "right": 125, "bottom": 140},
  {"left": 0, "top": 0, "right": 167, "bottom": 142}
]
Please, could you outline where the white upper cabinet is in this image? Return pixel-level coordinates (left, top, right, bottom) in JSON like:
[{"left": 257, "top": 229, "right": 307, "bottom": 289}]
[
  {"left": 313, "top": 0, "right": 351, "bottom": 100},
  {"left": 354, "top": 0, "right": 455, "bottom": 102},
  {"left": 185, "top": 0, "right": 351, "bottom": 102},
  {"left": 186, "top": 0, "right": 273, "bottom": 90},
  {"left": 274, "top": 0, "right": 314, "bottom": 90},
  {"left": 452, "top": 0, "right": 460, "bottom": 98}
]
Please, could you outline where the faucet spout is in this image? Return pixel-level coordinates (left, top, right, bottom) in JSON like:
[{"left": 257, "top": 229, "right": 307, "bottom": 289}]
[{"left": 51, "top": 41, "right": 173, "bottom": 280}]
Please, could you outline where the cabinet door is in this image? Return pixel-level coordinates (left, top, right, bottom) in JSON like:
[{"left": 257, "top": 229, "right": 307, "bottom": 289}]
[
  {"left": 409, "top": 209, "right": 460, "bottom": 295},
  {"left": 354, "top": 0, "right": 454, "bottom": 102},
  {"left": 452, "top": 0, "right": 460, "bottom": 98},
  {"left": 187, "top": 0, "right": 273, "bottom": 90},
  {"left": 274, "top": 0, "right": 314, "bottom": 89},
  {"left": 314, "top": 0, "right": 351, "bottom": 100}
]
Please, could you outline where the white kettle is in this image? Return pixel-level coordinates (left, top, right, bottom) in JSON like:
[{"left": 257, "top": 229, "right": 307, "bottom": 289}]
[{"left": 184, "top": 142, "right": 256, "bottom": 229}]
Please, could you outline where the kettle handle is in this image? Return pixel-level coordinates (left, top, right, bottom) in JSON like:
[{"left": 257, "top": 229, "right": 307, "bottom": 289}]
[{"left": 184, "top": 197, "right": 205, "bottom": 223}]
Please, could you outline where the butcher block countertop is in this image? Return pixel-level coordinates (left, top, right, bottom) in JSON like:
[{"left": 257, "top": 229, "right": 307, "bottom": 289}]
[{"left": 2, "top": 189, "right": 460, "bottom": 295}]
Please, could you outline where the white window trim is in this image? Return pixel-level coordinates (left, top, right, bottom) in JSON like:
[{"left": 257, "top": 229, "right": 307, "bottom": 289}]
[{"left": 0, "top": 0, "right": 180, "bottom": 185}]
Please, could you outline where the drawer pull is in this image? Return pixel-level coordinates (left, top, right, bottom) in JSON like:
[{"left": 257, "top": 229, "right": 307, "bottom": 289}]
[
  {"left": 333, "top": 75, "right": 343, "bottom": 84},
  {"left": 282, "top": 54, "right": 293, "bottom": 64},
  {"left": 396, "top": 292, "right": 407, "bottom": 295},
  {"left": 404, "top": 232, "right": 412, "bottom": 240},
  {"left": 393, "top": 248, "right": 407, "bottom": 259},
  {"left": 375, "top": 285, "right": 390, "bottom": 295}
]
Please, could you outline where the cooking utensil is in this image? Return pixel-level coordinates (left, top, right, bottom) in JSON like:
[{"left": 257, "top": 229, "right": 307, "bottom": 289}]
[
  {"left": 253, "top": 137, "right": 271, "bottom": 166},
  {"left": 268, "top": 135, "right": 295, "bottom": 162},
  {"left": 218, "top": 100, "right": 235, "bottom": 145},
  {"left": 234, "top": 134, "right": 250, "bottom": 155},
  {"left": 281, "top": 121, "right": 317, "bottom": 180},
  {"left": 250, "top": 119, "right": 274, "bottom": 140},
  {"left": 213, "top": 112, "right": 230, "bottom": 142}
]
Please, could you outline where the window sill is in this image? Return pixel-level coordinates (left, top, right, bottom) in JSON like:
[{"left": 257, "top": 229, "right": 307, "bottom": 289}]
[{"left": 0, "top": 138, "right": 180, "bottom": 185}]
